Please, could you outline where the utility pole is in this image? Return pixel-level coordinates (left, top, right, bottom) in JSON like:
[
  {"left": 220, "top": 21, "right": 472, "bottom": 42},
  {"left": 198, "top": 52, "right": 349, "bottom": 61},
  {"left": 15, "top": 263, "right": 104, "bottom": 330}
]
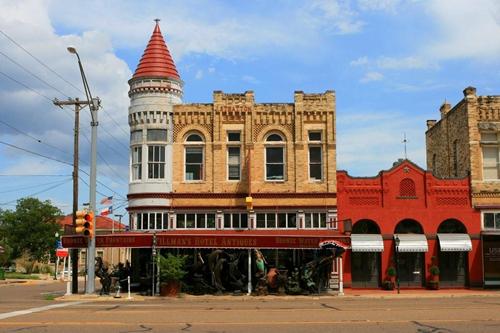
[{"left": 53, "top": 97, "right": 91, "bottom": 294}]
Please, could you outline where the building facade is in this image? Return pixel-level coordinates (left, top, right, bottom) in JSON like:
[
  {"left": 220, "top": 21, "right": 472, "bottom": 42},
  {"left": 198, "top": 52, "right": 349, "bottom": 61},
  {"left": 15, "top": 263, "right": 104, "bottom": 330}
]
[
  {"left": 426, "top": 87, "right": 500, "bottom": 287},
  {"left": 338, "top": 160, "right": 482, "bottom": 289}
]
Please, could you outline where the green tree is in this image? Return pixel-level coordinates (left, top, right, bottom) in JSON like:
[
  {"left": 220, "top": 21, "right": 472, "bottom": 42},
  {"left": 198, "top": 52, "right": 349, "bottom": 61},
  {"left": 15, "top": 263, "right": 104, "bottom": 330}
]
[{"left": 2, "top": 198, "right": 61, "bottom": 262}]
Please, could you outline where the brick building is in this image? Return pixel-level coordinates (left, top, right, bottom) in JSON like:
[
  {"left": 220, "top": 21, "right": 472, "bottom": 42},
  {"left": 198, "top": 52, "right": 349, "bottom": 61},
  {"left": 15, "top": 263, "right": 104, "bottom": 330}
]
[
  {"left": 337, "top": 160, "right": 481, "bottom": 289},
  {"left": 426, "top": 87, "right": 500, "bottom": 287}
]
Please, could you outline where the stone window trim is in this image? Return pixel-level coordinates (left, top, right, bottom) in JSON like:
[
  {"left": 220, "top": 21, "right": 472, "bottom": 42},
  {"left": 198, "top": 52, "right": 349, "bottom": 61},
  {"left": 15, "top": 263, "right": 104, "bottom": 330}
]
[
  {"left": 264, "top": 132, "right": 286, "bottom": 182},
  {"left": 482, "top": 211, "right": 500, "bottom": 230},
  {"left": 184, "top": 132, "right": 205, "bottom": 182}
]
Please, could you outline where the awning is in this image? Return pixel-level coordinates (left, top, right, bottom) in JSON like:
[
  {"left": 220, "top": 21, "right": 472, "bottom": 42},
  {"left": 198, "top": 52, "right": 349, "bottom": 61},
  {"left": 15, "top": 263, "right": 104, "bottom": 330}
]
[
  {"left": 394, "top": 234, "right": 428, "bottom": 252},
  {"left": 437, "top": 233, "right": 472, "bottom": 252},
  {"left": 351, "top": 234, "right": 384, "bottom": 252}
]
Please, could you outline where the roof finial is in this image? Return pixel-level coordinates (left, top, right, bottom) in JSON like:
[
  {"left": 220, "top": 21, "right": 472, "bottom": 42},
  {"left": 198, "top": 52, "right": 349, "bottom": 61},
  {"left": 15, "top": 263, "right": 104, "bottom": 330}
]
[
  {"left": 154, "top": 18, "right": 161, "bottom": 24},
  {"left": 402, "top": 132, "right": 408, "bottom": 160}
]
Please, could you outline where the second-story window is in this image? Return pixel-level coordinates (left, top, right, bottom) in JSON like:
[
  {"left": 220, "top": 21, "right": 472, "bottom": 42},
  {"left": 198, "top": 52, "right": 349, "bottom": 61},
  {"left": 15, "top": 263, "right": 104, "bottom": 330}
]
[
  {"left": 132, "top": 146, "right": 142, "bottom": 180},
  {"left": 265, "top": 133, "right": 285, "bottom": 181},
  {"left": 185, "top": 133, "right": 204, "bottom": 181},
  {"left": 227, "top": 131, "right": 241, "bottom": 181},
  {"left": 308, "top": 131, "right": 323, "bottom": 181},
  {"left": 481, "top": 132, "right": 500, "bottom": 180},
  {"left": 148, "top": 145, "right": 165, "bottom": 179}
]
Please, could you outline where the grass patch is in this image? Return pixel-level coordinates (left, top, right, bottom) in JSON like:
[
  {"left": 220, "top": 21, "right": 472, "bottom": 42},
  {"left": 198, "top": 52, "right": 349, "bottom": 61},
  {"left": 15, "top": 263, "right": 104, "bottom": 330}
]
[
  {"left": 43, "top": 294, "right": 55, "bottom": 301},
  {"left": 5, "top": 272, "right": 40, "bottom": 280}
]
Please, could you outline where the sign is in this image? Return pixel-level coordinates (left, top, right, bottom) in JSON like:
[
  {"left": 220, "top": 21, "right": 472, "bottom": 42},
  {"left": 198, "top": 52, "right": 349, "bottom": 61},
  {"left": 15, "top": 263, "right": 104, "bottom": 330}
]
[
  {"left": 62, "top": 233, "right": 351, "bottom": 249},
  {"left": 56, "top": 248, "right": 69, "bottom": 258}
]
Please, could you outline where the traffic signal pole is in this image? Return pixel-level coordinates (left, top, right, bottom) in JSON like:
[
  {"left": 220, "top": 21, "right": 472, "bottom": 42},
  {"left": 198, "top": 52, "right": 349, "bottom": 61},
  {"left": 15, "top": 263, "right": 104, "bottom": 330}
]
[{"left": 86, "top": 99, "right": 99, "bottom": 294}]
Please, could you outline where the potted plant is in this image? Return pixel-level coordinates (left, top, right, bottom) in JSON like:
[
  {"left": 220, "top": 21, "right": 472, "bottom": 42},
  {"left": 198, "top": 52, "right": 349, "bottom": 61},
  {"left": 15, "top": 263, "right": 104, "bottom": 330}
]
[
  {"left": 383, "top": 266, "right": 396, "bottom": 290},
  {"left": 428, "top": 264, "right": 440, "bottom": 290},
  {"left": 158, "top": 253, "right": 187, "bottom": 297}
]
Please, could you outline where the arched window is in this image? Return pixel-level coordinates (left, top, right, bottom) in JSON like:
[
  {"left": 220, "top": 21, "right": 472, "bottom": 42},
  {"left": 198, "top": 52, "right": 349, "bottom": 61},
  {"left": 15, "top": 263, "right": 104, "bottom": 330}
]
[
  {"left": 399, "top": 178, "right": 416, "bottom": 197},
  {"left": 352, "top": 219, "right": 381, "bottom": 234},
  {"left": 184, "top": 132, "right": 204, "bottom": 181},
  {"left": 438, "top": 219, "right": 467, "bottom": 233},
  {"left": 265, "top": 132, "right": 285, "bottom": 181},
  {"left": 395, "top": 219, "right": 424, "bottom": 234}
]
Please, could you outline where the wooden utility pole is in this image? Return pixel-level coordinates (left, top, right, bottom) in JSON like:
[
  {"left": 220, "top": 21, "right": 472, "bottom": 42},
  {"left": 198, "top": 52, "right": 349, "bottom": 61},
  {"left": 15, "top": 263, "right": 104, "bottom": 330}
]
[{"left": 53, "top": 98, "right": 91, "bottom": 294}]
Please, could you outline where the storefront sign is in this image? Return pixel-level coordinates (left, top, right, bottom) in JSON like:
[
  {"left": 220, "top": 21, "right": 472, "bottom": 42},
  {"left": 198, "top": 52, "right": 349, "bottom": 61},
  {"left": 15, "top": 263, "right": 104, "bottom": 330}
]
[
  {"left": 62, "top": 233, "right": 350, "bottom": 249},
  {"left": 483, "top": 235, "right": 500, "bottom": 286}
]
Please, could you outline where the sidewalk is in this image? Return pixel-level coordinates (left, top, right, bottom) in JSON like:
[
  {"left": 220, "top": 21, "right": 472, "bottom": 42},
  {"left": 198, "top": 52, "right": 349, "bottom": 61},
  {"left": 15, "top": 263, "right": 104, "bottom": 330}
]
[{"left": 57, "top": 288, "right": 500, "bottom": 301}]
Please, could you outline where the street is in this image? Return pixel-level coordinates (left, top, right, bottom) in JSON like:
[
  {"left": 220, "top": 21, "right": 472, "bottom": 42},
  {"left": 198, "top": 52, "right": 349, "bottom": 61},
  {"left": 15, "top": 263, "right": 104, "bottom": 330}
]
[{"left": 1, "top": 281, "right": 500, "bottom": 332}]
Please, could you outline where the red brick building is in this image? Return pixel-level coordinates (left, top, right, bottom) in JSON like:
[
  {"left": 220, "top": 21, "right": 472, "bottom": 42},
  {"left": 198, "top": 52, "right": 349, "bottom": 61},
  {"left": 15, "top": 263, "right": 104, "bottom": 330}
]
[{"left": 337, "top": 160, "right": 482, "bottom": 289}]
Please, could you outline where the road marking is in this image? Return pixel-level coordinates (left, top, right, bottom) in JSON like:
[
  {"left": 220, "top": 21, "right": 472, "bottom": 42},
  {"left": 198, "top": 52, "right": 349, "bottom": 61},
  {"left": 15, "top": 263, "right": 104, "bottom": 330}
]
[{"left": 0, "top": 302, "right": 85, "bottom": 321}]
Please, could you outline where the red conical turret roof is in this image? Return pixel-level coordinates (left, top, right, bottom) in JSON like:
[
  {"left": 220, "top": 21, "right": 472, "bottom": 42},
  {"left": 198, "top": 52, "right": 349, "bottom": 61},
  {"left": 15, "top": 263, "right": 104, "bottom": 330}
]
[{"left": 133, "top": 21, "right": 180, "bottom": 80}]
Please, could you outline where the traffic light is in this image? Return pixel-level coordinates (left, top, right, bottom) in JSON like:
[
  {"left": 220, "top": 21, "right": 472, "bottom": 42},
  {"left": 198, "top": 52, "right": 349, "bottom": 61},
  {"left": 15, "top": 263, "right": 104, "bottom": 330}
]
[{"left": 75, "top": 210, "right": 94, "bottom": 238}]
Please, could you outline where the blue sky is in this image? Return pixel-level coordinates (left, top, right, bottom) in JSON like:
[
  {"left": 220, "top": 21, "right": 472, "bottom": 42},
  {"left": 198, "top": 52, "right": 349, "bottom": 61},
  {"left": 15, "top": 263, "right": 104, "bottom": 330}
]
[{"left": 1, "top": 0, "right": 500, "bottom": 220}]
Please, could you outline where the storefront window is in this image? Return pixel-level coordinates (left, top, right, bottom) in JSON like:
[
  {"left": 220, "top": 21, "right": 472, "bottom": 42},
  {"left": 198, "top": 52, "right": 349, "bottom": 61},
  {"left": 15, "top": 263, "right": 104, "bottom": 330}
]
[
  {"left": 304, "top": 213, "right": 327, "bottom": 229},
  {"left": 255, "top": 212, "right": 296, "bottom": 229},
  {"left": 176, "top": 213, "right": 216, "bottom": 229},
  {"left": 483, "top": 212, "right": 500, "bottom": 229},
  {"left": 223, "top": 213, "right": 248, "bottom": 229},
  {"left": 135, "top": 212, "right": 168, "bottom": 230}
]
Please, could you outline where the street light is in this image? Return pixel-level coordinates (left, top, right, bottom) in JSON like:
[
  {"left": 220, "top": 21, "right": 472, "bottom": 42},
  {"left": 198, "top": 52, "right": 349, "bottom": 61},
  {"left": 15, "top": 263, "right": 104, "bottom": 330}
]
[
  {"left": 394, "top": 235, "right": 401, "bottom": 294},
  {"left": 67, "top": 46, "right": 99, "bottom": 294}
]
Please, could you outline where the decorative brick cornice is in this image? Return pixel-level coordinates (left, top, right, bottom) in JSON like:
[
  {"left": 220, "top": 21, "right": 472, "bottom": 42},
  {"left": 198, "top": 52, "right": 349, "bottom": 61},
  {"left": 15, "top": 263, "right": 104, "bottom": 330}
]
[{"left": 127, "top": 192, "right": 337, "bottom": 200}]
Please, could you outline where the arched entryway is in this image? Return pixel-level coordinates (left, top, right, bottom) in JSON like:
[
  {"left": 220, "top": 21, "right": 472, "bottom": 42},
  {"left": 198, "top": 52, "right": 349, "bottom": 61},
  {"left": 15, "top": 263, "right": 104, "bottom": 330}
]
[
  {"left": 394, "top": 219, "right": 426, "bottom": 287},
  {"left": 351, "top": 220, "right": 382, "bottom": 288},
  {"left": 437, "top": 219, "right": 470, "bottom": 287}
]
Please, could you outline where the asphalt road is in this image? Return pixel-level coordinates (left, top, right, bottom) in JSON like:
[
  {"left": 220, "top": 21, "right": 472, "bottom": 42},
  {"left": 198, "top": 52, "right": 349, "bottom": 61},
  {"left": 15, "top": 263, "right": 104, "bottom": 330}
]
[{"left": 1, "top": 282, "right": 500, "bottom": 333}]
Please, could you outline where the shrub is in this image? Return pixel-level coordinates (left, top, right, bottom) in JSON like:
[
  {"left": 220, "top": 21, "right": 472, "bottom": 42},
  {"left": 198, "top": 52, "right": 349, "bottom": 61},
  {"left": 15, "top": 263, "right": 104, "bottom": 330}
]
[
  {"left": 430, "top": 265, "right": 440, "bottom": 276},
  {"left": 387, "top": 266, "right": 396, "bottom": 277},
  {"left": 158, "top": 253, "right": 187, "bottom": 282}
]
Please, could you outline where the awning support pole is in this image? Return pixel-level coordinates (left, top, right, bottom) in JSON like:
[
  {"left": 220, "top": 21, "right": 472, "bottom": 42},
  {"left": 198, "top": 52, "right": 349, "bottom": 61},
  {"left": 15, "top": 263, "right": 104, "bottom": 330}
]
[
  {"left": 338, "top": 256, "right": 344, "bottom": 296},
  {"left": 247, "top": 249, "right": 252, "bottom": 295}
]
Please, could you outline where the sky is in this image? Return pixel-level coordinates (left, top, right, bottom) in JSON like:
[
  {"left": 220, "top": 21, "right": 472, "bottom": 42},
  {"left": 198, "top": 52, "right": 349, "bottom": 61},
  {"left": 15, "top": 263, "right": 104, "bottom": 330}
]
[{"left": 1, "top": 0, "right": 500, "bottom": 221}]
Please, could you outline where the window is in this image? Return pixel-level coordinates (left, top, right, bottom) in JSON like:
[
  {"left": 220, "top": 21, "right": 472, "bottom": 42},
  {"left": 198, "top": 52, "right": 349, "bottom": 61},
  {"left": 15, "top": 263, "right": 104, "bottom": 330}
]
[
  {"left": 135, "top": 212, "right": 168, "bottom": 230},
  {"left": 223, "top": 213, "right": 248, "bottom": 229},
  {"left": 228, "top": 147, "right": 241, "bottom": 180},
  {"left": 130, "top": 130, "right": 142, "bottom": 144},
  {"left": 265, "top": 133, "right": 285, "bottom": 181},
  {"left": 483, "top": 212, "right": 500, "bottom": 230},
  {"left": 481, "top": 133, "right": 500, "bottom": 180},
  {"left": 228, "top": 132, "right": 241, "bottom": 142},
  {"left": 256, "top": 212, "right": 296, "bottom": 229},
  {"left": 148, "top": 146, "right": 165, "bottom": 179},
  {"left": 185, "top": 133, "right": 204, "bottom": 181},
  {"left": 132, "top": 147, "right": 142, "bottom": 180},
  {"left": 176, "top": 213, "right": 216, "bottom": 229},
  {"left": 147, "top": 129, "right": 168, "bottom": 142},
  {"left": 304, "top": 213, "right": 327, "bottom": 229},
  {"left": 308, "top": 131, "right": 323, "bottom": 181}
]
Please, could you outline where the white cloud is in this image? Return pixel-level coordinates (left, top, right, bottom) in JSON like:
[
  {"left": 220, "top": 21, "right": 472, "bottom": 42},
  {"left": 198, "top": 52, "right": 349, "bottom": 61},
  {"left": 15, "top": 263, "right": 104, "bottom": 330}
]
[
  {"left": 303, "top": 0, "right": 365, "bottom": 34},
  {"left": 360, "top": 71, "right": 384, "bottom": 83},
  {"left": 425, "top": 0, "right": 500, "bottom": 60},
  {"left": 242, "top": 75, "right": 260, "bottom": 84},
  {"left": 350, "top": 56, "right": 369, "bottom": 66},
  {"left": 357, "top": 0, "right": 401, "bottom": 13},
  {"left": 195, "top": 70, "right": 203, "bottom": 80},
  {"left": 376, "top": 56, "right": 437, "bottom": 70}
]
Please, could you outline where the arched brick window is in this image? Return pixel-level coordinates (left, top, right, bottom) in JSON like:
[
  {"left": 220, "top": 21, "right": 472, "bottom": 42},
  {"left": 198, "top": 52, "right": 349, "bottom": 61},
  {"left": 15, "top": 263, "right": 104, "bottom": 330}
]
[{"left": 399, "top": 178, "right": 416, "bottom": 197}]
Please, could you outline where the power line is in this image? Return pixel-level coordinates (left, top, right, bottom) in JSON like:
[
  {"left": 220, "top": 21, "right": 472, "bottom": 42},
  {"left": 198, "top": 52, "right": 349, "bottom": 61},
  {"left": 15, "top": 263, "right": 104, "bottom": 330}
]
[
  {"left": 0, "top": 70, "right": 54, "bottom": 103},
  {"left": 0, "top": 119, "right": 73, "bottom": 158},
  {"left": 101, "top": 105, "right": 129, "bottom": 137},
  {"left": 0, "top": 177, "right": 72, "bottom": 194},
  {"left": 0, "top": 140, "right": 126, "bottom": 200},
  {"left": 0, "top": 179, "right": 71, "bottom": 206},
  {"left": 0, "top": 174, "right": 71, "bottom": 177},
  {"left": 0, "top": 29, "right": 83, "bottom": 95},
  {"left": 0, "top": 50, "right": 71, "bottom": 99}
]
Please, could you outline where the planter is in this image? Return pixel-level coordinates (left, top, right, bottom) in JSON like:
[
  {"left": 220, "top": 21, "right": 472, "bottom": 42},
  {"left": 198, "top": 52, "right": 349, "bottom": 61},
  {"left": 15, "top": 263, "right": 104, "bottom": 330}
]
[
  {"left": 160, "top": 280, "right": 181, "bottom": 297},
  {"left": 382, "top": 280, "right": 395, "bottom": 290},
  {"left": 427, "top": 280, "right": 439, "bottom": 290}
]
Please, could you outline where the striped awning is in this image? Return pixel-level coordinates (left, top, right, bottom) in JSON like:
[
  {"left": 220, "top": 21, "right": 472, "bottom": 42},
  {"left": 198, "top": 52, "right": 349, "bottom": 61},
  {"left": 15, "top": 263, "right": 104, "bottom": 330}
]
[
  {"left": 437, "top": 233, "right": 472, "bottom": 252},
  {"left": 351, "top": 234, "right": 384, "bottom": 252},
  {"left": 394, "top": 234, "right": 428, "bottom": 252}
]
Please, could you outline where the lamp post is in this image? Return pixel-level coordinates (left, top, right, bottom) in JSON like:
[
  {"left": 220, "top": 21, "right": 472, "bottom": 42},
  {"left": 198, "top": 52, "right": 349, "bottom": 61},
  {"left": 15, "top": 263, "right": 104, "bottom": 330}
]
[
  {"left": 394, "top": 235, "right": 401, "bottom": 294},
  {"left": 67, "top": 46, "right": 100, "bottom": 294}
]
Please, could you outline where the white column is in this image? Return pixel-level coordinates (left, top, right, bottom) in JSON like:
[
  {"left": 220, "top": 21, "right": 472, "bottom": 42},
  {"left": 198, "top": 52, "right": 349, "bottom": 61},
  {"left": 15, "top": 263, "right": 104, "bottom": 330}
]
[
  {"left": 247, "top": 249, "right": 252, "bottom": 295},
  {"left": 338, "top": 256, "right": 344, "bottom": 296}
]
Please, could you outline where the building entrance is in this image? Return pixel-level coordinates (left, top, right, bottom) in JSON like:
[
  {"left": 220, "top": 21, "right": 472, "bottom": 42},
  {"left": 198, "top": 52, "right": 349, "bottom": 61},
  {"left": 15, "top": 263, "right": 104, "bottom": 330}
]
[
  {"left": 439, "top": 251, "right": 467, "bottom": 287},
  {"left": 351, "top": 252, "right": 380, "bottom": 288},
  {"left": 398, "top": 252, "right": 424, "bottom": 287}
]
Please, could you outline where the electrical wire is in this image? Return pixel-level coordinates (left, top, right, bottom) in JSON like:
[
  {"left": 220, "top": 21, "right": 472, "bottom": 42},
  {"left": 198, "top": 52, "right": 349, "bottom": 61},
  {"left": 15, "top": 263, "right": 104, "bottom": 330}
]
[
  {"left": 0, "top": 179, "right": 71, "bottom": 206},
  {"left": 0, "top": 29, "right": 83, "bottom": 95},
  {"left": 0, "top": 178, "right": 72, "bottom": 194}
]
